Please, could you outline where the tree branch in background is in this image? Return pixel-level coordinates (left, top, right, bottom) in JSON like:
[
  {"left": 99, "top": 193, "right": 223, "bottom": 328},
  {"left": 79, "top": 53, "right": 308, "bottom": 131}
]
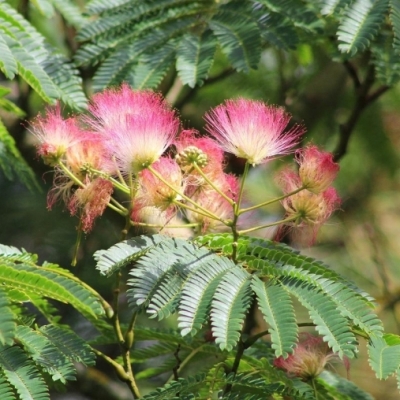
[
  {"left": 333, "top": 62, "right": 390, "bottom": 162},
  {"left": 173, "top": 68, "right": 236, "bottom": 109}
]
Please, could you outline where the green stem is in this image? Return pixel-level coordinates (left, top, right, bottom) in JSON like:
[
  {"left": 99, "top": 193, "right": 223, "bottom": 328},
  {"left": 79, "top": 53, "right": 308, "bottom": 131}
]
[
  {"left": 107, "top": 202, "right": 128, "bottom": 217},
  {"left": 173, "top": 199, "right": 226, "bottom": 223},
  {"left": 86, "top": 167, "right": 130, "bottom": 194},
  {"left": 238, "top": 185, "right": 306, "bottom": 215},
  {"left": 230, "top": 162, "right": 250, "bottom": 262},
  {"left": 223, "top": 339, "right": 245, "bottom": 395},
  {"left": 238, "top": 215, "right": 299, "bottom": 235},
  {"left": 111, "top": 273, "right": 141, "bottom": 398},
  {"left": 109, "top": 197, "right": 128, "bottom": 214},
  {"left": 58, "top": 161, "right": 85, "bottom": 188},
  {"left": 131, "top": 221, "right": 199, "bottom": 229},
  {"left": 191, "top": 163, "right": 235, "bottom": 205},
  {"left": 147, "top": 165, "right": 223, "bottom": 222}
]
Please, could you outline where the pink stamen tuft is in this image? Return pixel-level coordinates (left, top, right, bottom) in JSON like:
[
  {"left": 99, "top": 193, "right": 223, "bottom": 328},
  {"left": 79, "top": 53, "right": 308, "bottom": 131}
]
[{"left": 205, "top": 98, "right": 304, "bottom": 165}]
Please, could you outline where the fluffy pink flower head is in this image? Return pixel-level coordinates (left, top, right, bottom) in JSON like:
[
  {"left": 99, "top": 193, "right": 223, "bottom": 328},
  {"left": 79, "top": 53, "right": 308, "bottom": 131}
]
[
  {"left": 205, "top": 99, "right": 304, "bottom": 166},
  {"left": 30, "top": 105, "right": 83, "bottom": 166},
  {"left": 175, "top": 129, "right": 224, "bottom": 174},
  {"left": 274, "top": 333, "right": 340, "bottom": 380},
  {"left": 87, "top": 85, "right": 180, "bottom": 174},
  {"left": 278, "top": 170, "right": 341, "bottom": 225},
  {"left": 135, "top": 157, "right": 184, "bottom": 216},
  {"left": 296, "top": 145, "right": 340, "bottom": 194},
  {"left": 68, "top": 177, "right": 114, "bottom": 233},
  {"left": 66, "top": 133, "right": 106, "bottom": 177}
]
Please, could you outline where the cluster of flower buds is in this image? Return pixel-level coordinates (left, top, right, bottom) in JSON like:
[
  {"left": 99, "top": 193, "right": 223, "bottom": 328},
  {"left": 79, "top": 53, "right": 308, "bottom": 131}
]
[{"left": 30, "top": 84, "right": 340, "bottom": 241}]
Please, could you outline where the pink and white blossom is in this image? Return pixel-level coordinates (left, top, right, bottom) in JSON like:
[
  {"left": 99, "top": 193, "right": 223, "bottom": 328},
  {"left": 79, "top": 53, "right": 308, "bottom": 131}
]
[
  {"left": 68, "top": 177, "right": 114, "bottom": 232},
  {"left": 296, "top": 145, "right": 340, "bottom": 194},
  {"left": 86, "top": 84, "right": 180, "bottom": 174},
  {"left": 134, "top": 157, "right": 184, "bottom": 217},
  {"left": 205, "top": 99, "right": 304, "bottom": 165},
  {"left": 276, "top": 169, "right": 341, "bottom": 244},
  {"left": 30, "top": 105, "right": 83, "bottom": 165},
  {"left": 274, "top": 333, "right": 342, "bottom": 380}
]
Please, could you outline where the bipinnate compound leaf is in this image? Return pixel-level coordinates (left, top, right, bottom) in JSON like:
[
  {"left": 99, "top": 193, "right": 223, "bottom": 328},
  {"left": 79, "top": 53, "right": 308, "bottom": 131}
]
[
  {"left": 178, "top": 256, "right": 236, "bottom": 337},
  {"left": 337, "top": 0, "right": 389, "bottom": 55},
  {"left": 94, "top": 234, "right": 166, "bottom": 276},
  {"left": 211, "top": 268, "right": 253, "bottom": 351},
  {"left": 251, "top": 277, "right": 297, "bottom": 358},
  {"left": 15, "top": 326, "right": 76, "bottom": 383},
  {"left": 368, "top": 335, "right": 400, "bottom": 379},
  {"left": 0, "top": 345, "right": 49, "bottom": 400},
  {"left": 176, "top": 30, "right": 217, "bottom": 88},
  {"left": 0, "top": 288, "right": 15, "bottom": 346}
]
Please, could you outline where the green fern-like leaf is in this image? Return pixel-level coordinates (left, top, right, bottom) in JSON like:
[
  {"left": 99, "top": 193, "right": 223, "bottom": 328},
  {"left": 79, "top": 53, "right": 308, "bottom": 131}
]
[
  {"left": 258, "top": 0, "right": 323, "bottom": 32},
  {"left": 371, "top": 32, "right": 400, "bottom": 85},
  {"left": 142, "top": 373, "right": 206, "bottom": 400},
  {"left": 256, "top": 11, "right": 299, "bottom": 51},
  {"left": 0, "top": 243, "right": 37, "bottom": 266},
  {"left": 90, "top": 16, "right": 199, "bottom": 90},
  {"left": 0, "top": 3, "right": 86, "bottom": 109},
  {"left": 0, "top": 118, "right": 40, "bottom": 192},
  {"left": 0, "top": 33, "right": 58, "bottom": 104},
  {"left": 319, "top": 371, "right": 374, "bottom": 400},
  {"left": 0, "top": 262, "right": 104, "bottom": 320},
  {"left": 281, "top": 277, "right": 358, "bottom": 358},
  {"left": 131, "top": 342, "right": 178, "bottom": 363},
  {"left": 50, "top": 0, "right": 88, "bottom": 29},
  {"left": 176, "top": 30, "right": 217, "bottom": 88},
  {"left": 390, "top": 0, "right": 400, "bottom": 53},
  {"left": 209, "top": 3, "right": 261, "bottom": 73},
  {"left": 94, "top": 234, "right": 166, "bottom": 276},
  {"left": 211, "top": 267, "right": 253, "bottom": 351},
  {"left": 15, "top": 326, "right": 76, "bottom": 383},
  {"left": 199, "top": 233, "right": 382, "bottom": 337},
  {"left": 39, "top": 325, "right": 95, "bottom": 366},
  {"left": 178, "top": 256, "right": 236, "bottom": 337},
  {"left": 128, "top": 238, "right": 219, "bottom": 319},
  {"left": 337, "top": 0, "right": 390, "bottom": 55},
  {"left": 319, "top": 0, "right": 352, "bottom": 16},
  {"left": 0, "top": 35, "right": 17, "bottom": 79},
  {"left": 0, "top": 288, "right": 16, "bottom": 346},
  {"left": 251, "top": 277, "right": 297, "bottom": 358},
  {"left": 41, "top": 47, "right": 87, "bottom": 110},
  {"left": 86, "top": 0, "right": 132, "bottom": 14},
  {"left": 224, "top": 373, "right": 287, "bottom": 400},
  {"left": 0, "top": 373, "right": 15, "bottom": 400},
  {"left": 0, "top": 345, "right": 49, "bottom": 400},
  {"left": 368, "top": 335, "right": 400, "bottom": 379},
  {"left": 132, "top": 42, "right": 176, "bottom": 89}
]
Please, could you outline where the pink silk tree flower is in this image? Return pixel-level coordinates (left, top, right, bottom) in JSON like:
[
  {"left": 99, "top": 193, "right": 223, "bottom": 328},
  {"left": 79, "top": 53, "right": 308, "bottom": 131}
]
[
  {"left": 134, "top": 157, "right": 184, "bottom": 216},
  {"left": 30, "top": 105, "right": 83, "bottom": 166},
  {"left": 68, "top": 178, "right": 114, "bottom": 233},
  {"left": 296, "top": 145, "right": 340, "bottom": 194},
  {"left": 66, "top": 133, "right": 107, "bottom": 178},
  {"left": 86, "top": 85, "right": 180, "bottom": 175},
  {"left": 274, "top": 333, "right": 342, "bottom": 380},
  {"left": 276, "top": 169, "right": 341, "bottom": 244},
  {"left": 204, "top": 98, "right": 304, "bottom": 166}
]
